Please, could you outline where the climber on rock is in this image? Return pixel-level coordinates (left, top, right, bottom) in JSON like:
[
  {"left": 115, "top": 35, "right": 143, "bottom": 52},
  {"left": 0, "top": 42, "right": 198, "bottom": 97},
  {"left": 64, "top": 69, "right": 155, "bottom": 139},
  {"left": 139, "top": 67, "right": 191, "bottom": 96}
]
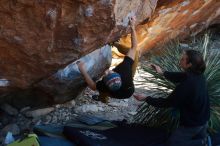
[{"left": 77, "top": 16, "right": 138, "bottom": 103}]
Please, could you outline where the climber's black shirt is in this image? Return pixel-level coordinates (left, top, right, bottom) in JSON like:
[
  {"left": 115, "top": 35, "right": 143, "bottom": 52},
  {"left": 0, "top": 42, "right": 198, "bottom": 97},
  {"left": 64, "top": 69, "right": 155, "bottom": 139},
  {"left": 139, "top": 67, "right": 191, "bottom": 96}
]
[{"left": 96, "top": 56, "right": 134, "bottom": 99}]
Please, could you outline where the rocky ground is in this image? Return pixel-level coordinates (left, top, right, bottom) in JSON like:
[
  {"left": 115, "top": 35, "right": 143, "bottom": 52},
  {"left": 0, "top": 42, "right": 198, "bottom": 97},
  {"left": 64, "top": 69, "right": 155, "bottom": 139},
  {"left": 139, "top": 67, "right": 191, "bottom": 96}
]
[{"left": 0, "top": 68, "right": 151, "bottom": 146}]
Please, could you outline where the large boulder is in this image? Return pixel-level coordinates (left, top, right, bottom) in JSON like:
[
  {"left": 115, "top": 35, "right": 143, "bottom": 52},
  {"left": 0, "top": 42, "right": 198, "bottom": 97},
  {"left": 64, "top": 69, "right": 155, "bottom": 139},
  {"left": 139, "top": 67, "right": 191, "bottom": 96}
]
[{"left": 0, "top": 0, "right": 157, "bottom": 105}]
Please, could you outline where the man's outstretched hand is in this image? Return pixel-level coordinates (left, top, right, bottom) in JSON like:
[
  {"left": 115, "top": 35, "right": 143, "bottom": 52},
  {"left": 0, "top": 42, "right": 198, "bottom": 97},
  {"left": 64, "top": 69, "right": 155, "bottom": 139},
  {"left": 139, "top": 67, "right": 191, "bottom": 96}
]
[
  {"left": 133, "top": 93, "right": 148, "bottom": 101},
  {"left": 150, "top": 64, "right": 164, "bottom": 75}
]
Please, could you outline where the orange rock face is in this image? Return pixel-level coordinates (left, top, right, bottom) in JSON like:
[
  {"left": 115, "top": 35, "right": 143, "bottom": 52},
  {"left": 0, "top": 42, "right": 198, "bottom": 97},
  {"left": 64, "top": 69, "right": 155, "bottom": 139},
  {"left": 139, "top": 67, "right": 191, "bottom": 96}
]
[
  {"left": 0, "top": 0, "right": 157, "bottom": 92},
  {"left": 119, "top": 0, "right": 220, "bottom": 53}
]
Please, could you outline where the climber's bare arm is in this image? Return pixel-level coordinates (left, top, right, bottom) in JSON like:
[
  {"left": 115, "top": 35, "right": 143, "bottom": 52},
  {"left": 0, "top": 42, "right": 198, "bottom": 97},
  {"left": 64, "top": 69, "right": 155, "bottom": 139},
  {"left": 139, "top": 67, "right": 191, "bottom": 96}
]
[
  {"left": 127, "top": 16, "right": 137, "bottom": 61},
  {"left": 76, "top": 61, "right": 97, "bottom": 91}
]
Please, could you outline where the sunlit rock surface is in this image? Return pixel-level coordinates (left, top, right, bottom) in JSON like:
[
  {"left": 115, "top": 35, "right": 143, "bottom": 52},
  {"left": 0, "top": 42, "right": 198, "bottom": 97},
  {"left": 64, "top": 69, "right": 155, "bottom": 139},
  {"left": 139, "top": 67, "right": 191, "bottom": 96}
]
[{"left": 118, "top": 0, "right": 220, "bottom": 53}]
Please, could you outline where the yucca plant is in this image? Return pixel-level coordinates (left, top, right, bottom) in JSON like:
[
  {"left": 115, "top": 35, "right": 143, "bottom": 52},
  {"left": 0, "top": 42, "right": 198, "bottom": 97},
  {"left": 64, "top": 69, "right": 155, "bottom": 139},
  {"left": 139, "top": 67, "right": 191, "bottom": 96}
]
[{"left": 133, "top": 34, "right": 220, "bottom": 132}]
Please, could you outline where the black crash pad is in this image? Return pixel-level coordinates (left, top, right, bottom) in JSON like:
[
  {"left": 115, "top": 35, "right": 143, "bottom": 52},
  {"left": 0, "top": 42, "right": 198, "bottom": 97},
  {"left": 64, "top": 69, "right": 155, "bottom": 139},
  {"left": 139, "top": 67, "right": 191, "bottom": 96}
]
[{"left": 63, "top": 124, "right": 167, "bottom": 146}]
